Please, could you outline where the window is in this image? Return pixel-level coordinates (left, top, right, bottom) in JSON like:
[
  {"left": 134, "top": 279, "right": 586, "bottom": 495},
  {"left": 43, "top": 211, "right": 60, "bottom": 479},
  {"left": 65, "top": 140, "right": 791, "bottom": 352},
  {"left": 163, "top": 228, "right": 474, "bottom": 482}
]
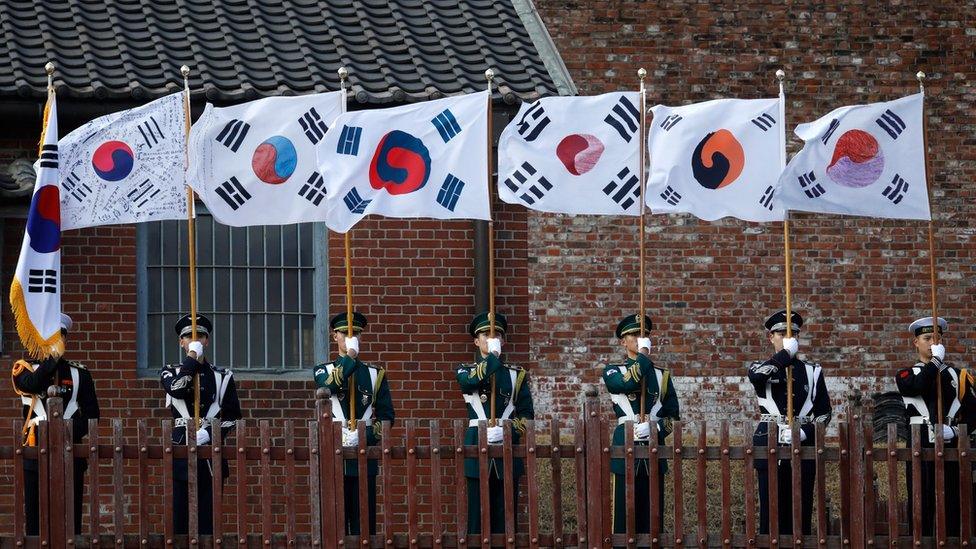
[{"left": 137, "top": 213, "right": 327, "bottom": 373}]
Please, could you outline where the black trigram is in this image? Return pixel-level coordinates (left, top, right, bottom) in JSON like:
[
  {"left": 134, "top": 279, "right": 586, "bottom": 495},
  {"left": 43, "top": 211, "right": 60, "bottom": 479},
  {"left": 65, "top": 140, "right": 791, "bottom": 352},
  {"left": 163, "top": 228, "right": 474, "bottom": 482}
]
[
  {"left": 503, "top": 162, "right": 552, "bottom": 206},
  {"left": 299, "top": 107, "right": 328, "bottom": 144},
  {"left": 137, "top": 116, "right": 165, "bottom": 148},
  {"left": 436, "top": 174, "right": 465, "bottom": 211},
  {"left": 798, "top": 171, "right": 825, "bottom": 198},
  {"left": 821, "top": 119, "right": 840, "bottom": 145},
  {"left": 27, "top": 269, "right": 57, "bottom": 294},
  {"left": 215, "top": 119, "right": 250, "bottom": 152},
  {"left": 659, "top": 114, "right": 682, "bottom": 131},
  {"left": 759, "top": 185, "right": 775, "bottom": 211},
  {"left": 336, "top": 125, "right": 362, "bottom": 156},
  {"left": 214, "top": 177, "right": 252, "bottom": 210},
  {"left": 882, "top": 174, "right": 909, "bottom": 204},
  {"left": 431, "top": 109, "right": 462, "bottom": 143},
  {"left": 604, "top": 96, "right": 640, "bottom": 142},
  {"left": 63, "top": 171, "right": 91, "bottom": 202},
  {"left": 515, "top": 101, "right": 550, "bottom": 142},
  {"left": 298, "top": 172, "right": 328, "bottom": 206},
  {"left": 602, "top": 167, "right": 640, "bottom": 210},
  {"left": 38, "top": 144, "right": 58, "bottom": 169},
  {"left": 751, "top": 113, "right": 776, "bottom": 132},
  {"left": 876, "top": 109, "right": 906, "bottom": 140},
  {"left": 343, "top": 188, "right": 371, "bottom": 214},
  {"left": 660, "top": 185, "right": 682, "bottom": 206},
  {"left": 126, "top": 178, "right": 161, "bottom": 208}
]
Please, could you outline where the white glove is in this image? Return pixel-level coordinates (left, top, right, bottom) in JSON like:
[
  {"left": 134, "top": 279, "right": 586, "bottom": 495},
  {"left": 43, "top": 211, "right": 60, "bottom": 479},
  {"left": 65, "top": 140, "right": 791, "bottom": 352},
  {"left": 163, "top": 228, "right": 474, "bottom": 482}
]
[
  {"left": 931, "top": 343, "right": 945, "bottom": 362},
  {"left": 187, "top": 340, "right": 204, "bottom": 359},
  {"left": 779, "top": 428, "right": 808, "bottom": 445},
  {"left": 345, "top": 336, "right": 360, "bottom": 358},
  {"left": 487, "top": 426, "right": 504, "bottom": 444},
  {"left": 486, "top": 338, "right": 502, "bottom": 356},
  {"left": 783, "top": 337, "right": 798, "bottom": 358},
  {"left": 942, "top": 425, "right": 956, "bottom": 441},
  {"left": 342, "top": 428, "right": 359, "bottom": 447},
  {"left": 195, "top": 428, "right": 210, "bottom": 446},
  {"left": 634, "top": 422, "right": 651, "bottom": 440},
  {"left": 637, "top": 338, "right": 652, "bottom": 355}
]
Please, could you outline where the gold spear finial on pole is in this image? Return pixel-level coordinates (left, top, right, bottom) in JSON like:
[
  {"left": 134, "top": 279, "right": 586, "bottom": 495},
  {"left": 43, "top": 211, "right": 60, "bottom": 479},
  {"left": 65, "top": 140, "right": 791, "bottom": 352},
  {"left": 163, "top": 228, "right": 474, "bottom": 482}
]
[
  {"left": 916, "top": 71, "right": 926, "bottom": 93},
  {"left": 45, "top": 62, "right": 55, "bottom": 93}
]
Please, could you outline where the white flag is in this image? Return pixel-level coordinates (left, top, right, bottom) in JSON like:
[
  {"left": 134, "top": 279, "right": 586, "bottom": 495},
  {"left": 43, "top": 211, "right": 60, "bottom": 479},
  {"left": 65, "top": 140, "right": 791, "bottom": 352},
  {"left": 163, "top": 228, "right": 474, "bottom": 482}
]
[
  {"left": 497, "top": 92, "right": 642, "bottom": 215},
  {"left": 10, "top": 93, "right": 63, "bottom": 358},
  {"left": 775, "top": 93, "right": 929, "bottom": 220},
  {"left": 316, "top": 91, "right": 490, "bottom": 233},
  {"left": 188, "top": 93, "right": 343, "bottom": 226},
  {"left": 59, "top": 92, "right": 187, "bottom": 230},
  {"left": 646, "top": 97, "right": 786, "bottom": 222}
]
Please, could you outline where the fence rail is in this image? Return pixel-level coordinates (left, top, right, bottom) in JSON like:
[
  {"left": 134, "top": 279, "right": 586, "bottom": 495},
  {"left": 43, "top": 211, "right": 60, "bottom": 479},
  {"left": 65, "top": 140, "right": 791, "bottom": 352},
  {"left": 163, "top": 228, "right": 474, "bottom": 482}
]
[{"left": 1, "top": 389, "right": 973, "bottom": 548}]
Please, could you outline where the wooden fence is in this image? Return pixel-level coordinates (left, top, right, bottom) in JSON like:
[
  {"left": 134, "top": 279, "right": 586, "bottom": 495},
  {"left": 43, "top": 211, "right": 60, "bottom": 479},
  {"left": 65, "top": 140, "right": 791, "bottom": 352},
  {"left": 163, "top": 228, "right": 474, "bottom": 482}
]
[{"left": 1, "top": 389, "right": 973, "bottom": 548}]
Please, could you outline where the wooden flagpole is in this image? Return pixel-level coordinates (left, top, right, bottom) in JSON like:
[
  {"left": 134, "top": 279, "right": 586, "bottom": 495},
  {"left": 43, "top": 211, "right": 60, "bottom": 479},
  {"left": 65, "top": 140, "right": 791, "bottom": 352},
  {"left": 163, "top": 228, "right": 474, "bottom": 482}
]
[
  {"left": 485, "top": 69, "right": 498, "bottom": 427},
  {"left": 180, "top": 65, "right": 201, "bottom": 432},
  {"left": 339, "top": 67, "right": 357, "bottom": 430},
  {"left": 917, "top": 71, "right": 943, "bottom": 425},
  {"left": 637, "top": 68, "right": 648, "bottom": 424},
  {"left": 777, "top": 69, "right": 795, "bottom": 428}
]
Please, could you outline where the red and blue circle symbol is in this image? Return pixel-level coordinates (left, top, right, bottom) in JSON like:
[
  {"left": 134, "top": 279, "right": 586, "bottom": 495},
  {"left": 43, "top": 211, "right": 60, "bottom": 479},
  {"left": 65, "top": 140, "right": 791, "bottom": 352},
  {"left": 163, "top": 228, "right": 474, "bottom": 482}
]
[
  {"left": 691, "top": 129, "right": 744, "bottom": 190},
  {"left": 251, "top": 136, "right": 298, "bottom": 185},
  {"left": 556, "top": 134, "right": 604, "bottom": 176},
  {"left": 92, "top": 140, "right": 134, "bottom": 181},
  {"left": 26, "top": 185, "right": 61, "bottom": 253},
  {"left": 369, "top": 130, "right": 431, "bottom": 195},
  {"left": 826, "top": 129, "right": 884, "bottom": 188}
]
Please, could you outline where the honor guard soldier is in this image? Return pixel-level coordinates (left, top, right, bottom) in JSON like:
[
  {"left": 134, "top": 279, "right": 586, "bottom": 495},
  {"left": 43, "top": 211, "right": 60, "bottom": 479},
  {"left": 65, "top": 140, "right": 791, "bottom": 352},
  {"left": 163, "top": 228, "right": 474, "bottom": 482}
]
[
  {"left": 312, "top": 312, "right": 394, "bottom": 536},
  {"left": 602, "top": 314, "right": 679, "bottom": 543},
  {"left": 456, "top": 312, "right": 534, "bottom": 544},
  {"left": 160, "top": 314, "right": 242, "bottom": 535},
  {"left": 12, "top": 313, "right": 99, "bottom": 535},
  {"left": 896, "top": 316, "right": 963, "bottom": 536},
  {"left": 748, "top": 310, "right": 831, "bottom": 536}
]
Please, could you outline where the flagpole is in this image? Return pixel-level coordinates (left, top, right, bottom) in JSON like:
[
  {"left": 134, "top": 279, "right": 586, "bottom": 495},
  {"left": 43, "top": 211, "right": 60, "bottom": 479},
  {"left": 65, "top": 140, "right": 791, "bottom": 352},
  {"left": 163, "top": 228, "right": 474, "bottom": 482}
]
[
  {"left": 917, "top": 71, "right": 942, "bottom": 425},
  {"left": 180, "top": 65, "right": 202, "bottom": 433},
  {"left": 338, "top": 66, "right": 357, "bottom": 430},
  {"left": 776, "top": 69, "right": 795, "bottom": 428},
  {"left": 484, "top": 69, "right": 498, "bottom": 428},
  {"left": 637, "top": 68, "right": 647, "bottom": 424}
]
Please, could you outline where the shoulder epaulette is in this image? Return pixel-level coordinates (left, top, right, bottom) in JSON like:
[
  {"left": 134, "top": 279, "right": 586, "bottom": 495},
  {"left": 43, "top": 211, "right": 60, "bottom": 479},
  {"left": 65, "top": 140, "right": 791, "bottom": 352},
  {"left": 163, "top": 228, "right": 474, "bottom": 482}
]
[
  {"left": 12, "top": 359, "right": 34, "bottom": 376},
  {"left": 67, "top": 360, "right": 87, "bottom": 370},
  {"left": 505, "top": 363, "right": 524, "bottom": 371},
  {"left": 365, "top": 362, "right": 382, "bottom": 371}
]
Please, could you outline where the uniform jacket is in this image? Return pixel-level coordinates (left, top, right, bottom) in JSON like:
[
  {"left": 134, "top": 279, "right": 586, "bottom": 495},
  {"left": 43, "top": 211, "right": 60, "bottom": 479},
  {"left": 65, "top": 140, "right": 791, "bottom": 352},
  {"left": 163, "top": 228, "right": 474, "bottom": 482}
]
[
  {"left": 13, "top": 357, "right": 99, "bottom": 451},
  {"left": 896, "top": 358, "right": 967, "bottom": 447},
  {"left": 160, "top": 355, "right": 242, "bottom": 446}
]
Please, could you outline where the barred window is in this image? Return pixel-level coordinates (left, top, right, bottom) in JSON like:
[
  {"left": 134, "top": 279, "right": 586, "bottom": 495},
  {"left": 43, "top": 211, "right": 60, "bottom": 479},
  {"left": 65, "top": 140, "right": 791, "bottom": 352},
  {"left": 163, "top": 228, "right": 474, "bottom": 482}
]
[{"left": 137, "top": 213, "right": 327, "bottom": 373}]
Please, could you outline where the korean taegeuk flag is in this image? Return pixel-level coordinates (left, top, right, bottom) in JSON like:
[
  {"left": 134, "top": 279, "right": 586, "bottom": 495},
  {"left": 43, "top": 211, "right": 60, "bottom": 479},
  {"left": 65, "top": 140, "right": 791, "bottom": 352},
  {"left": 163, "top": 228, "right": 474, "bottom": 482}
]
[
  {"left": 188, "top": 92, "right": 344, "bottom": 225},
  {"left": 775, "top": 93, "right": 929, "bottom": 220},
  {"left": 315, "top": 91, "right": 490, "bottom": 233},
  {"left": 497, "top": 92, "right": 642, "bottom": 215},
  {"left": 646, "top": 97, "right": 786, "bottom": 222}
]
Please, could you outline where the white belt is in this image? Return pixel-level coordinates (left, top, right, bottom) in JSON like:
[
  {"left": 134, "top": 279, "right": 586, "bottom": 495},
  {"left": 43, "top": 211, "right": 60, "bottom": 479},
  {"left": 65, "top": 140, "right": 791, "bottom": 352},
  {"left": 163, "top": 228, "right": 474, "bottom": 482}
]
[
  {"left": 470, "top": 419, "right": 505, "bottom": 427},
  {"left": 910, "top": 417, "right": 930, "bottom": 425},
  {"left": 336, "top": 418, "right": 373, "bottom": 426},
  {"left": 175, "top": 418, "right": 216, "bottom": 428},
  {"left": 617, "top": 416, "right": 658, "bottom": 425},
  {"left": 760, "top": 414, "right": 815, "bottom": 424}
]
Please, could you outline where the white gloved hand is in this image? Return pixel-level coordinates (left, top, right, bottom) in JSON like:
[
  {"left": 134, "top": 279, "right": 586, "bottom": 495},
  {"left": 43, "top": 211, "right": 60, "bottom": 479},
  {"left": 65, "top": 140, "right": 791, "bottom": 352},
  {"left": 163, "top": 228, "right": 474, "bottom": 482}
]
[
  {"left": 931, "top": 343, "right": 945, "bottom": 362},
  {"left": 196, "top": 428, "right": 210, "bottom": 446},
  {"left": 634, "top": 422, "right": 651, "bottom": 440},
  {"left": 779, "top": 427, "right": 807, "bottom": 444},
  {"left": 345, "top": 336, "right": 360, "bottom": 359},
  {"left": 487, "top": 338, "right": 502, "bottom": 356},
  {"left": 342, "top": 428, "right": 359, "bottom": 447},
  {"left": 943, "top": 425, "right": 956, "bottom": 441},
  {"left": 487, "top": 426, "right": 504, "bottom": 444},
  {"left": 187, "top": 340, "right": 204, "bottom": 360},
  {"left": 783, "top": 337, "right": 799, "bottom": 358},
  {"left": 637, "top": 338, "right": 652, "bottom": 355}
]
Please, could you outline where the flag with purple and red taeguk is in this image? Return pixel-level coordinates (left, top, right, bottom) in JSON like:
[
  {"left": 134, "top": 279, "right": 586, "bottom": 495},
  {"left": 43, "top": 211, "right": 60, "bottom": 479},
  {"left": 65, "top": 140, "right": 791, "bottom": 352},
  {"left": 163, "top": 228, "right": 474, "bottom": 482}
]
[
  {"left": 10, "top": 94, "right": 63, "bottom": 358},
  {"left": 776, "top": 93, "right": 929, "bottom": 220}
]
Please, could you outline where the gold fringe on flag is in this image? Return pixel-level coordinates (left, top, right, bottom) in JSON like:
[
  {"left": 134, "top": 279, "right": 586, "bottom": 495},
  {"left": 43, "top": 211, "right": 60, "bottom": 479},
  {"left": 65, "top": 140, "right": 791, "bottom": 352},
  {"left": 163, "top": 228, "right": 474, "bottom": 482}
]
[{"left": 9, "top": 278, "right": 64, "bottom": 358}]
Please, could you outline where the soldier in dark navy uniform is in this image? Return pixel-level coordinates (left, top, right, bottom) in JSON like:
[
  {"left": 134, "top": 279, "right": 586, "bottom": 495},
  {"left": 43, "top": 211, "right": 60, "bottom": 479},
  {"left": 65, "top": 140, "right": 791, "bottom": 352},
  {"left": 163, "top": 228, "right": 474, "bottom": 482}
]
[
  {"left": 455, "top": 311, "right": 534, "bottom": 543},
  {"left": 12, "top": 313, "right": 99, "bottom": 535},
  {"left": 312, "top": 312, "right": 394, "bottom": 535},
  {"left": 748, "top": 310, "right": 831, "bottom": 535},
  {"left": 603, "top": 314, "right": 679, "bottom": 544},
  {"left": 895, "top": 316, "right": 964, "bottom": 536},
  {"left": 160, "top": 313, "right": 242, "bottom": 535}
]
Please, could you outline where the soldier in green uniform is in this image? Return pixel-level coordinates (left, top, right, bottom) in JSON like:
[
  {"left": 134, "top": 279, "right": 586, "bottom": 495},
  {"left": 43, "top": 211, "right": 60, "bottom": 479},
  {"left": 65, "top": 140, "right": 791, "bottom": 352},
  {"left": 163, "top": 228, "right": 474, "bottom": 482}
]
[
  {"left": 603, "top": 314, "right": 679, "bottom": 542},
  {"left": 312, "top": 312, "right": 394, "bottom": 535},
  {"left": 455, "top": 311, "right": 534, "bottom": 543}
]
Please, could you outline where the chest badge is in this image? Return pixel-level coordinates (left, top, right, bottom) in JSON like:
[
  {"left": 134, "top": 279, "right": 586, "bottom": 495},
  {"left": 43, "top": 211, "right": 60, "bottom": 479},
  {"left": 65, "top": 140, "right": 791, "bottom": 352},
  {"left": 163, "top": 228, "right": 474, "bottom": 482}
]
[
  {"left": 628, "top": 393, "right": 638, "bottom": 401},
  {"left": 480, "top": 393, "right": 488, "bottom": 403},
  {"left": 361, "top": 393, "right": 370, "bottom": 405}
]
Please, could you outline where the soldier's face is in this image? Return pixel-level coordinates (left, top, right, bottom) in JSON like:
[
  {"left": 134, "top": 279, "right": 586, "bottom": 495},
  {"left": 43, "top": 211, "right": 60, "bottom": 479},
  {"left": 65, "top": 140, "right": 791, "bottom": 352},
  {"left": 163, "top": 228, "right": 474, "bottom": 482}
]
[
  {"left": 913, "top": 332, "right": 939, "bottom": 359},
  {"left": 333, "top": 330, "right": 361, "bottom": 354},
  {"left": 619, "top": 333, "right": 647, "bottom": 355},
  {"left": 768, "top": 330, "right": 787, "bottom": 352},
  {"left": 474, "top": 333, "right": 504, "bottom": 356},
  {"left": 178, "top": 334, "right": 209, "bottom": 351}
]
